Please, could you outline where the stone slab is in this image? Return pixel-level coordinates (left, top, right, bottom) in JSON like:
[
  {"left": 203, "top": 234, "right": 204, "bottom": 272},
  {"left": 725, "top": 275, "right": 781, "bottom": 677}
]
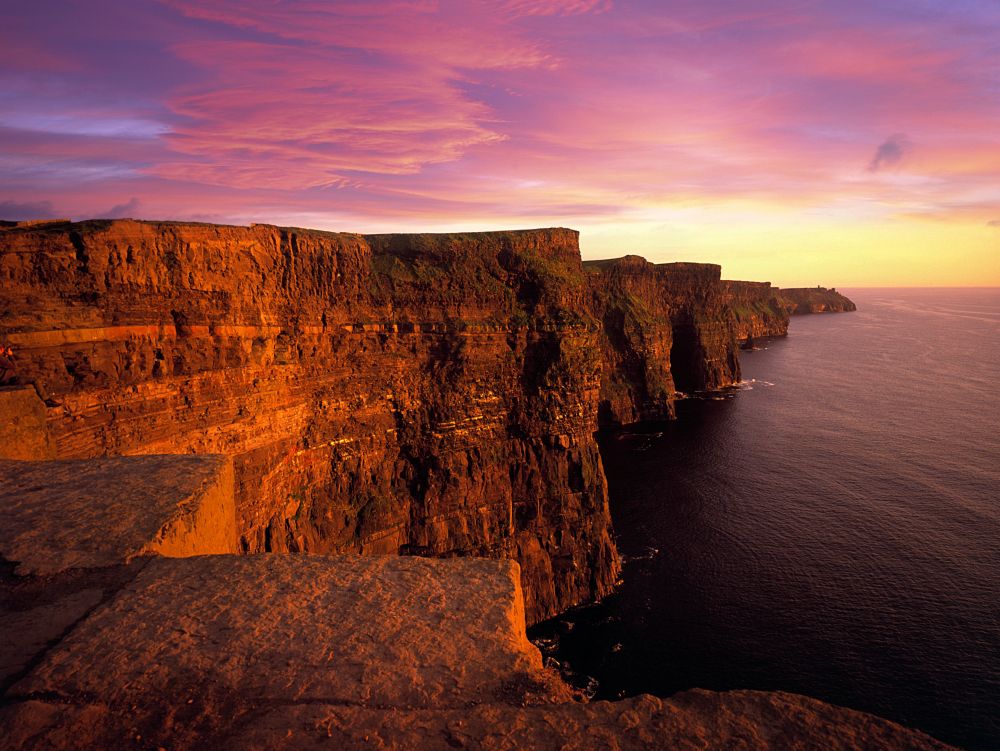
[
  {"left": 227, "top": 690, "right": 954, "bottom": 751},
  {"left": 13, "top": 554, "right": 542, "bottom": 709},
  {"left": 0, "top": 454, "right": 237, "bottom": 575},
  {"left": 0, "top": 386, "right": 55, "bottom": 460},
  {"left": 0, "top": 553, "right": 954, "bottom": 750}
]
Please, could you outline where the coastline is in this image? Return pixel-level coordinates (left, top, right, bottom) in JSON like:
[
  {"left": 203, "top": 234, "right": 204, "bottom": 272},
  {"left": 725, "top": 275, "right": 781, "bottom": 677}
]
[{"left": 2, "top": 221, "right": 955, "bottom": 750}]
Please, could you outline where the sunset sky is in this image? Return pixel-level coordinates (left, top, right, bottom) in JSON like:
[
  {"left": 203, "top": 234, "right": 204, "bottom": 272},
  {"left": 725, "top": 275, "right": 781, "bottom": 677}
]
[{"left": 2, "top": 0, "right": 998, "bottom": 286}]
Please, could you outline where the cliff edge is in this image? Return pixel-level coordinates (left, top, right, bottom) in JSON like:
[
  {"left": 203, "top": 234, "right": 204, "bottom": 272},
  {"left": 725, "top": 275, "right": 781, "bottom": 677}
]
[
  {"left": 0, "top": 220, "right": 850, "bottom": 623},
  {"left": 0, "top": 220, "right": 936, "bottom": 749}
]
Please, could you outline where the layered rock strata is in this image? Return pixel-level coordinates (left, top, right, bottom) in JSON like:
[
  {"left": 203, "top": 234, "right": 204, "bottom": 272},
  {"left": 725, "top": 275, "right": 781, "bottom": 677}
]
[
  {"left": 0, "top": 219, "right": 853, "bottom": 622},
  {"left": 0, "top": 220, "right": 617, "bottom": 623}
]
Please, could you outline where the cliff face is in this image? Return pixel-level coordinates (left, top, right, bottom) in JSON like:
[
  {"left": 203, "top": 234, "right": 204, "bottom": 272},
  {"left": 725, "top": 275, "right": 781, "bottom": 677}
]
[
  {"left": 722, "top": 281, "right": 791, "bottom": 341},
  {"left": 586, "top": 258, "right": 751, "bottom": 427},
  {"left": 656, "top": 262, "right": 743, "bottom": 394},
  {"left": 780, "top": 286, "right": 857, "bottom": 314},
  {"left": 0, "top": 219, "right": 827, "bottom": 622},
  {"left": 0, "top": 220, "right": 619, "bottom": 623},
  {"left": 585, "top": 256, "right": 677, "bottom": 426}
]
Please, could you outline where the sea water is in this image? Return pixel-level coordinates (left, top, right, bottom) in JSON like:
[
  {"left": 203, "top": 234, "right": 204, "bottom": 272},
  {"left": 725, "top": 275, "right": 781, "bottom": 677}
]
[{"left": 531, "top": 288, "right": 1000, "bottom": 750}]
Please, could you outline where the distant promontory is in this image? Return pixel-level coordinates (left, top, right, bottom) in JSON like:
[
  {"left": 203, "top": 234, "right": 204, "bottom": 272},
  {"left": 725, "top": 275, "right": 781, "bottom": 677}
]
[{"left": 780, "top": 286, "right": 858, "bottom": 314}]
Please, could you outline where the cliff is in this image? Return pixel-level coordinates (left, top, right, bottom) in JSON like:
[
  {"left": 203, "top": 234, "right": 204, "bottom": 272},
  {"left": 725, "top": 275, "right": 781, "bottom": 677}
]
[
  {"left": 585, "top": 257, "right": 762, "bottom": 426},
  {"left": 0, "top": 219, "right": 842, "bottom": 623},
  {"left": 0, "top": 221, "right": 942, "bottom": 749},
  {"left": 722, "top": 280, "right": 791, "bottom": 341},
  {"left": 0, "top": 220, "right": 619, "bottom": 623},
  {"left": 780, "top": 286, "right": 857, "bottom": 314}
]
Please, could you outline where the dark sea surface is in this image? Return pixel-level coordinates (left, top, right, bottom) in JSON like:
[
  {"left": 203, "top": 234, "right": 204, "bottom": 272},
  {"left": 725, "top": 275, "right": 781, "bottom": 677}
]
[{"left": 530, "top": 288, "right": 1000, "bottom": 750}]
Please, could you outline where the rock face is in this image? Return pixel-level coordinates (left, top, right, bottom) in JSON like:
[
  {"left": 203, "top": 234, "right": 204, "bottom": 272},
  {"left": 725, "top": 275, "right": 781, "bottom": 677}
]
[
  {"left": 0, "top": 220, "right": 618, "bottom": 623},
  {"left": 585, "top": 257, "right": 764, "bottom": 426},
  {"left": 780, "top": 286, "right": 857, "bottom": 314},
  {"left": 723, "top": 280, "right": 792, "bottom": 341},
  {"left": 0, "top": 553, "right": 954, "bottom": 751},
  {"left": 0, "top": 219, "right": 843, "bottom": 623}
]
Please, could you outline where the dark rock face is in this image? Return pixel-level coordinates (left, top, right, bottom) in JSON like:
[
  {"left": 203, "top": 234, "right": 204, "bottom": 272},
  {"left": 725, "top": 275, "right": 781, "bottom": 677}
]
[
  {"left": 0, "top": 220, "right": 835, "bottom": 623},
  {"left": 0, "top": 221, "right": 618, "bottom": 623},
  {"left": 585, "top": 256, "right": 677, "bottom": 426},
  {"left": 586, "top": 259, "right": 763, "bottom": 427},
  {"left": 722, "top": 281, "right": 791, "bottom": 340},
  {"left": 780, "top": 286, "right": 857, "bottom": 314}
]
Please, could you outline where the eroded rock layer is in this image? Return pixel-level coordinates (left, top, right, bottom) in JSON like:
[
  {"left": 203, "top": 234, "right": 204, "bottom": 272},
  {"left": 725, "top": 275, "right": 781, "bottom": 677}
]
[
  {"left": 1, "top": 220, "right": 618, "bottom": 622},
  {"left": 0, "top": 220, "right": 852, "bottom": 621}
]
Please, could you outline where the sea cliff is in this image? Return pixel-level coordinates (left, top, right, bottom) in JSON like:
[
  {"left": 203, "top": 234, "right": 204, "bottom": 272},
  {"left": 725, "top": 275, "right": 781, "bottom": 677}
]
[
  {"left": 0, "top": 221, "right": 938, "bottom": 750},
  {"left": 0, "top": 219, "right": 852, "bottom": 623}
]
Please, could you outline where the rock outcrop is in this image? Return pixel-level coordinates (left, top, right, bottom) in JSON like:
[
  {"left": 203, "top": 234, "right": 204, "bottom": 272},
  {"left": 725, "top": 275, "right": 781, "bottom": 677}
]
[
  {"left": 0, "top": 454, "right": 237, "bottom": 575},
  {"left": 0, "top": 545, "right": 953, "bottom": 750},
  {"left": 780, "top": 286, "right": 857, "bottom": 314},
  {"left": 0, "top": 387, "right": 55, "bottom": 460}
]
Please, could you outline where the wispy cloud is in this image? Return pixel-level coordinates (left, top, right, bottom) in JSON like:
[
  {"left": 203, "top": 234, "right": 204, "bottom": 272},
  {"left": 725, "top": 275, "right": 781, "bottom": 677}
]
[
  {"left": 504, "top": 0, "right": 612, "bottom": 17},
  {"left": 103, "top": 197, "right": 141, "bottom": 218},
  {"left": 868, "top": 134, "right": 911, "bottom": 172},
  {"left": 0, "top": 199, "right": 57, "bottom": 220},
  {"left": 0, "top": 0, "right": 998, "bottom": 283}
]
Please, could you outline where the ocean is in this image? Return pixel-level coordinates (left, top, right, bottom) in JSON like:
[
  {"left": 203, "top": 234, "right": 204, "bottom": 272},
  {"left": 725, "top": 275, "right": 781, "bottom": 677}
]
[{"left": 530, "top": 288, "right": 1000, "bottom": 750}]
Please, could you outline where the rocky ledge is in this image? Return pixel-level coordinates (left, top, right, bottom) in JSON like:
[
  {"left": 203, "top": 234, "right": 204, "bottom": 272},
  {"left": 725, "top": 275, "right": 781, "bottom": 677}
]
[
  {"left": 2, "top": 556, "right": 950, "bottom": 751},
  {"left": 0, "top": 220, "right": 910, "bottom": 749},
  {"left": 0, "top": 455, "right": 949, "bottom": 750}
]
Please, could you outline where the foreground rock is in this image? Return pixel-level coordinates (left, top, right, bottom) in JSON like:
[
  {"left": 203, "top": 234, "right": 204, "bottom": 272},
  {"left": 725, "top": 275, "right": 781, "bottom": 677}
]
[
  {"left": 0, "top": 454, "right": 237, "bottom": 575},
  {"left": 1, "top": 554, "right": 952, "bottom": 751},
  {"left": 0, "top": 387, "right": 55, "bottom": 460}
]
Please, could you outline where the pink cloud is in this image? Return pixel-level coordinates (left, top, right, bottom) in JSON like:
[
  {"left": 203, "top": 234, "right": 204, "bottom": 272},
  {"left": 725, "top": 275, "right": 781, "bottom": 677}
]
[
  {"left": 504, "top": 0, "right": 612, "bottom": 17},
  {"left": 1, "top": 0, "right": 999, "bottom": 252},
  {"left": 156, "top": 40, "right": 505, "bottom": 188}
]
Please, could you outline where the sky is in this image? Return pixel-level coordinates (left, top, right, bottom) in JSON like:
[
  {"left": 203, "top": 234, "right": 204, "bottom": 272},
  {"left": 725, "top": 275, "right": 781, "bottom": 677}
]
[{"left": 2, "top": 0, "right": 999, "bottom": 286}]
